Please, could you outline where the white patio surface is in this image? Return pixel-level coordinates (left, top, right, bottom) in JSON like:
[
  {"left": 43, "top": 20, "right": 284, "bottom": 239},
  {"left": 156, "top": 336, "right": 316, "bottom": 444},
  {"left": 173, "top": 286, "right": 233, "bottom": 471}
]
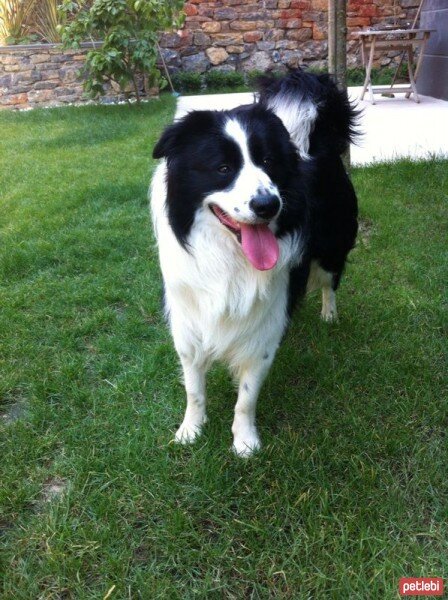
[{"left": 176, "top": 86, "right": 448, "bottom": 166}]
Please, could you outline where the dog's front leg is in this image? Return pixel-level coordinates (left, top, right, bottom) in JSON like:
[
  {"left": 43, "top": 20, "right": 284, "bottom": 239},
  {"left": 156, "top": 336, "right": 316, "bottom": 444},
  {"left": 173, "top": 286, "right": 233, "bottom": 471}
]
[
  {"left": 232, "top": 359, "right": 273, "bottom": 457},
  {"left": 175, "top": 356, "right": 207, "bottom": 444},
  {"left": 321, "top": 283, "right": 338, "bottom": 322}
]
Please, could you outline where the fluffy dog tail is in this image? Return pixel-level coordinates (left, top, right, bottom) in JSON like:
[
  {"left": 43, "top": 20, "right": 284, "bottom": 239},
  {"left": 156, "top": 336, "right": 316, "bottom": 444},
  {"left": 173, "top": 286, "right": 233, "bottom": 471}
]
[{"left": 257, "top": 68, "right": 360, "bottom": 160}]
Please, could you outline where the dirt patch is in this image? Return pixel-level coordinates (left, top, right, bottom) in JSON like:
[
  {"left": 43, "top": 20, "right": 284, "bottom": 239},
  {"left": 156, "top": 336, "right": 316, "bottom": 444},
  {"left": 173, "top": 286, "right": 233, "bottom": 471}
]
[
  {"left": 1, "top": 401, "right": 27, "bottom": 425},
  {"left": 0, "top": 519, "right": 13, "bottom": 539},
  {"left": 357, "top": 218, "right": 375, "bottom": 248},
  {"left": 41, "top": 477, "right": 68, "bottom": 503}
]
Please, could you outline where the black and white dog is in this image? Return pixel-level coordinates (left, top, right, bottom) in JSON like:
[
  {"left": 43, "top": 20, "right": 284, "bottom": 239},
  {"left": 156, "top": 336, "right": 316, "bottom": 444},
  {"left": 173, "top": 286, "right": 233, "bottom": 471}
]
[{"left": 150, "top": 69, "right": 358, "bottom": 456}]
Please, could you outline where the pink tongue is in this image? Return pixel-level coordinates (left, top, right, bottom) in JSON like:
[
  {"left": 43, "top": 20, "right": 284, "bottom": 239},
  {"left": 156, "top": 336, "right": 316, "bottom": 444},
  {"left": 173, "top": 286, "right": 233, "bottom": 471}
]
[{"left": 240, "top": 223, "right": 279, "bottom": 271}]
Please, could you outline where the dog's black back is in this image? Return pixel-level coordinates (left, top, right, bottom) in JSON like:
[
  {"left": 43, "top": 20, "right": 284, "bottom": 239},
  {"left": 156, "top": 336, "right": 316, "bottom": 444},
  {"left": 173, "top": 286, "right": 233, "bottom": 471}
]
[{"left": 258, "top": 69, "right": 359, "bottom": 306}]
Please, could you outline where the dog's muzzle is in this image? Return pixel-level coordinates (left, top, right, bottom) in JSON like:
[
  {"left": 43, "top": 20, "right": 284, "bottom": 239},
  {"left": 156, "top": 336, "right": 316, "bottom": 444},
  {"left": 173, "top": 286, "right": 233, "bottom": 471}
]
[{"left": 249, "top": 194, "right": 281, "bottom": 220}]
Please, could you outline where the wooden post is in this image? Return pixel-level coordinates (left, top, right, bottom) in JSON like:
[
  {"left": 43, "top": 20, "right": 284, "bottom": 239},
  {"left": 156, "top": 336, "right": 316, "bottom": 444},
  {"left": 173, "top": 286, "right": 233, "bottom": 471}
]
[
  {"left": 328, "top": 0, "right": 336, "bottom": 76},
  {"left": 335, "top": 0, "right": 348, "bottom": 90},
  {"left": 328, "top": 0, "right": 350, "bottom": 170}
]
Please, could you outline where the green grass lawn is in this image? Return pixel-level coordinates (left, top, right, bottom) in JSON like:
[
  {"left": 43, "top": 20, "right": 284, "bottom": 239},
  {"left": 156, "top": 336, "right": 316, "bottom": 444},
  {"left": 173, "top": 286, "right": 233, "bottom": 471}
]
[{"left": 0, "top": 97, "right": 447, "bottom": 599}]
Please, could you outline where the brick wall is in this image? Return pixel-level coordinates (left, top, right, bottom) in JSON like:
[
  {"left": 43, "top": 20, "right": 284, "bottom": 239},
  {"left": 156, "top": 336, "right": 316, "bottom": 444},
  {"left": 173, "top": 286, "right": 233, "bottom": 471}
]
[
  {"left": 1, "top": 1, "right": 421, "bottom": 110},
  {"left": 0, "top": 43, "right": 155, "bottom": 110},
  {"left": 159, "top": 0, "right": 420, "bottom": 73}
]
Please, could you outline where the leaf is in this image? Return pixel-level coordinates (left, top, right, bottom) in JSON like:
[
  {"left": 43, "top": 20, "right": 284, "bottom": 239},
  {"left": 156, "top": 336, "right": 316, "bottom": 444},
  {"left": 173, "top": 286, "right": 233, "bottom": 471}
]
[{"left": 58, "top": 0, "right": 184, "bottom": 98}]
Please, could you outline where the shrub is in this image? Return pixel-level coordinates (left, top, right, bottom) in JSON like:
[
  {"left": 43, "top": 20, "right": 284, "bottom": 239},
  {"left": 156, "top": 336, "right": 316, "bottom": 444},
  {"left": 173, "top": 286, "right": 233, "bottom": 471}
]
[
  {"left": 204, "top": 69, "right": 245, "bottom": 90},
  {"left": 245, "top": 69, "right": 265, "bottom": 87},
  {"left": 33, "top": 0, "right": 63, "bottom": 43},
  {"left": 245, "top": 69, "right": 284, "bottom": 88},
  {"left": 0, "top": 0, "right": 66, "bottom": 44},
  {"left": 0, "top": 0, "right": 35, "bottom": 44},
  {"left": 346, "top": 67, "right": 365, "bottom": 86},
  {"left": 171, "top": 71, "right": 202, "bottom": 93},
  {"left": 60, "top": 0, "right": 184, "bottom": 101}
]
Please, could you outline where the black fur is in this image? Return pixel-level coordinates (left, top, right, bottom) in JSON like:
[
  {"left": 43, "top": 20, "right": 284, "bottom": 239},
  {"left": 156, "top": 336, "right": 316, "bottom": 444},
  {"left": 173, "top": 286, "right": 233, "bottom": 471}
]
[
  {"left": 153, "top": 68, "right": 359, "bottom": 315},
  {"left": 153, "top": 104, "right": 308, "bottom": 249},
  {"left": 257, "top": 68, "right": 360, "bottom": 156},
  {"left": 153, "top": 110, "right": 231, "bottom": 246},
  {"left": 258, "top": 69, "right": 359, "bottom": 306}
]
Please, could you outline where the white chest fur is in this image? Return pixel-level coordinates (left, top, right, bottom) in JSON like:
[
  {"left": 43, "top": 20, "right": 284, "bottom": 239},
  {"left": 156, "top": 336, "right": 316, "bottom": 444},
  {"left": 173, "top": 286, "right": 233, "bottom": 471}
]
[{"left": 150, "top": 162, "right": 303, "bottom": 369}]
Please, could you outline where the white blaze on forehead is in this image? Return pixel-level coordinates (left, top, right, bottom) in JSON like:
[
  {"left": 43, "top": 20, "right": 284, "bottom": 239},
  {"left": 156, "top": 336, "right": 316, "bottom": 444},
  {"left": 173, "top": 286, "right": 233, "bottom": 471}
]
[
  {"left": 224, "top": 117, "right": 275, "bottom": 192},
  {"left": 224, "top": 118, "right": 253, "bottom": 165},
  {"left": 204, "top": 116, "right": 281, "bottom": 224}
]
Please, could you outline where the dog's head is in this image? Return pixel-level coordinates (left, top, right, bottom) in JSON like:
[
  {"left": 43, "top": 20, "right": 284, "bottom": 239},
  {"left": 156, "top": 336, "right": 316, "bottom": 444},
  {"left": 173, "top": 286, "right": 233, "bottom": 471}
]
[{"left": 153, "top": 105, "right": 299, "bottom": 270}]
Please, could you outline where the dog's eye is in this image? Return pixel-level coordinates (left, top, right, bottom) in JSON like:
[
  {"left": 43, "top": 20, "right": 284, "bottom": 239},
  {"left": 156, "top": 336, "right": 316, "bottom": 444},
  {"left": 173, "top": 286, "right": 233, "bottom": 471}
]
[
  {"left": 218, "top": 164, "right": 231, "bottom": 174},
  {"left": 262, "top": 156, "right": 273, "bottom": 167}
]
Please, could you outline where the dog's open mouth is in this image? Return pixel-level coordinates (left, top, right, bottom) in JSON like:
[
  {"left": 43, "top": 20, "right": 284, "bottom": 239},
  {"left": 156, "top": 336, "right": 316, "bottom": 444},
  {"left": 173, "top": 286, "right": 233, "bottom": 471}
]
[{"left": 210, "top": 204, "right": 279, "bottom": 271}]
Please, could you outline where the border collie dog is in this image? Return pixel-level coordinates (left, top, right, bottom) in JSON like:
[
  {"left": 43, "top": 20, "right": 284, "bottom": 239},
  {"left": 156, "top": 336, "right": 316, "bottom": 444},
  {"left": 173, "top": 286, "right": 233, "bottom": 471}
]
[{"left": 150, "top": 69, "right": 358, "bottom": 456}]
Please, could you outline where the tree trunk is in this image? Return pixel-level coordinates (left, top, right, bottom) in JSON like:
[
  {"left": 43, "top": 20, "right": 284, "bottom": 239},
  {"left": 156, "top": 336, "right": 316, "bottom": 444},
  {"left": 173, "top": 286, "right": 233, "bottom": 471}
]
[
  {"left": 328, "top": 0, "right": 350, "bottom": 170},
  {"left": 335, "top": 0, "right": 347, "bottom": 91},
  {"left": 328, "top": 0, "right": 336, "bottom": 76}
]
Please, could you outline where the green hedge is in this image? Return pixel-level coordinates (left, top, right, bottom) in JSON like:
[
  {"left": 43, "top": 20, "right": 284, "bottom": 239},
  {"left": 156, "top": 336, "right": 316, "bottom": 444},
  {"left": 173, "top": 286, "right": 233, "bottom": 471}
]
[{"left": 169, "top": 66, "right": 407, "bottom": 94}]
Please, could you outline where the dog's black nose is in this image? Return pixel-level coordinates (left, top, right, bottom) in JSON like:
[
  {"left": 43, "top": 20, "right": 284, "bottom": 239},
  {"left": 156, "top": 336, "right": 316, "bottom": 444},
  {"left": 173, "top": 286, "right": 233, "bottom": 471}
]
[{"left": 249, "top": 194, "right": 280, "bottom": 220}]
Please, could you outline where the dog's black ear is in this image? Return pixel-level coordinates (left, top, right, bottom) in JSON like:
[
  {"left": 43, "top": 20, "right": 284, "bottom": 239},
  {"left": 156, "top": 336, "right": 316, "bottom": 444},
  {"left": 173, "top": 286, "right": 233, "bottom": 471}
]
[
  {"left": 153, "top": 111, "right": 221, "bottom": 160},
  {"left": 153, "top": 121, "right": 183, "bottom": 159}
]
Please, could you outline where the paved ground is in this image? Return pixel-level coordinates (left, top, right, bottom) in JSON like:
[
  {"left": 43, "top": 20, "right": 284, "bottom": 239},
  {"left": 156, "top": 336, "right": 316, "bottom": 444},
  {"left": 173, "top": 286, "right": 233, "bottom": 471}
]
[{"left": 176, "top": 86, "right": 448, "bottom": 166}]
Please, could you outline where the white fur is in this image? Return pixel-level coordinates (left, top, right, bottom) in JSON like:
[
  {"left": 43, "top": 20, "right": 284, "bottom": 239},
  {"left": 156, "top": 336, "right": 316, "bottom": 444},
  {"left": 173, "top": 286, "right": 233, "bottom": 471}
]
[
  {"left": 307, "top": 260, "right": 338, "bottom": 322},
  {"left": 264, "top": 96, "right": 318, "bottom": 160},
  {"left": 150, "top": 122, "right": 305, "bottom": 455},
  {"left": 205, "top": 118, "right": 281, "bottom": 224}
]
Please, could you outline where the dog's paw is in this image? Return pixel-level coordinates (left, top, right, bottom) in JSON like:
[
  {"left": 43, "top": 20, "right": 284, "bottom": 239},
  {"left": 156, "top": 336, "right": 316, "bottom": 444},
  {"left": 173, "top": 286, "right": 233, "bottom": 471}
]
[
  {"left": 174, "top": 420, "right": 204, "bottom": 445},
  {"left": 232, "top": 429, "right": 261, "bottom": 458},
  {"left": 321, "top": 307, "right": 338, "bottom": 323}
]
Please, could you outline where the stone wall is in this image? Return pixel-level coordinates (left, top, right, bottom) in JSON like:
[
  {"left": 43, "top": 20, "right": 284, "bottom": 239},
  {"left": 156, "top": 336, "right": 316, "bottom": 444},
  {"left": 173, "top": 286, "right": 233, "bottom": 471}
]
[
  {"left": 159, "top": 0, "right": 421, "bottom": 74},
  {"left": 0, "top": 42, "right": 146, "bottom": 110},
  {"left": 1, "top": 1, "right": 422, "bottom": 109}
]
